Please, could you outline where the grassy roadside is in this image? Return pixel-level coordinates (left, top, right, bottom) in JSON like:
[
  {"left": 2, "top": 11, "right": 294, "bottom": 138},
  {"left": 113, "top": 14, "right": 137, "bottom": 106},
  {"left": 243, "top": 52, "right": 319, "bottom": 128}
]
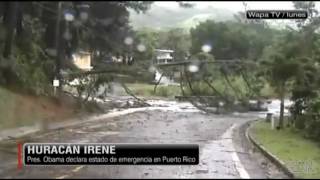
[
  {"left": 126, "top": 83, "right": 181, "bottom": 99},
  {"left": 125, "top": 81, "right": 279, "bottom": 100},
  {"left": 250, "top": 120, "right": 320, "bottom": 179}
]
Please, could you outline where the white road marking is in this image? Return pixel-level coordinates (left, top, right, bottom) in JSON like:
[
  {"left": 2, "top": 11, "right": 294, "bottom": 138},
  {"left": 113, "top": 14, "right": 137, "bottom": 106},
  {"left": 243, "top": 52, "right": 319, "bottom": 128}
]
[
  {"left": 55, "top": 174, "right": 70, "bottom": 179},
  {"left": 221, "top": 124, "right": 250, "bottom": 179},
  {"left": 72, "top": 166, "right": 84, "bottom": 173},
  {"left": 55, "top": 166, "right": 85, "bottom": 179}
]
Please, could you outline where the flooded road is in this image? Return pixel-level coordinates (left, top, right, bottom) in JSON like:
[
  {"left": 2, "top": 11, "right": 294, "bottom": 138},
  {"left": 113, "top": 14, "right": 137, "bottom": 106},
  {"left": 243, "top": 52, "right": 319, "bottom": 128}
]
[{"left": 0, "top": 100, "right": 288, "bottom": 179}]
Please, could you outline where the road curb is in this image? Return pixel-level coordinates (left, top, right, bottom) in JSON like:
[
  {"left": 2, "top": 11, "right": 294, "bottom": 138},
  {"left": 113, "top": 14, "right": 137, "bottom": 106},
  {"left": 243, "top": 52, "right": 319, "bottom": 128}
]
[{"left": 245, "top": 119, "right": 296, "bottom": 179}]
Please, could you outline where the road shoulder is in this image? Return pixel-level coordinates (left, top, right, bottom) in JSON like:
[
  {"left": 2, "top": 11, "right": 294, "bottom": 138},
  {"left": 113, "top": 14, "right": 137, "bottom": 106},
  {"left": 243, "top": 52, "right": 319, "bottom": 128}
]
[
  {"left": 246, "top": 120, "right": 295, "bottom": 178},
  {"left": 232, "top": 119, "right": 289, "bottom": 179}
]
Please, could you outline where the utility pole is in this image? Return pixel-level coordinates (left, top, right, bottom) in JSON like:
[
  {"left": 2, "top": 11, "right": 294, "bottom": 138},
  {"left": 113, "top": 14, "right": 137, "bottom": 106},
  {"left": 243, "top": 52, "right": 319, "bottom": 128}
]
[
  {"left": 54, "top": 2, "right": 62, "bottom": 96},
  {"left": 53, "top": 2, "right": 89, "bottom": 96}
]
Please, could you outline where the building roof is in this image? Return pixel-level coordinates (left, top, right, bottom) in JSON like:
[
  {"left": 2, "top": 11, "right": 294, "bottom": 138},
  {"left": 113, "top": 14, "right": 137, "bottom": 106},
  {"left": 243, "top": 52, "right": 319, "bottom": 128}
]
[
  {"left": 155, "top": 49, "right": 174, "bottom": 53},
  {"left": 76, "top": 51, "right": 91, "bottom": 55}
]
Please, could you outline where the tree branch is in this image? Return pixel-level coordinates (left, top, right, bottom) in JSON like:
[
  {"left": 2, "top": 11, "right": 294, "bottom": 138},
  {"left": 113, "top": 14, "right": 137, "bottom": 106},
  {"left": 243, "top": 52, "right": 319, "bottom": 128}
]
[{"left": 120, "top": 81, "right": 151, "bottom": 107}]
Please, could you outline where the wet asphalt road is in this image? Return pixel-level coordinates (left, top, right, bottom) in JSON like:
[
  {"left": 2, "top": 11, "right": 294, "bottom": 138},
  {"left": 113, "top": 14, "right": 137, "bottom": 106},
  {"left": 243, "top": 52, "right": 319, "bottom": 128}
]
[{"left": 0, "top": 102, "right": 288, "bottom": 179}]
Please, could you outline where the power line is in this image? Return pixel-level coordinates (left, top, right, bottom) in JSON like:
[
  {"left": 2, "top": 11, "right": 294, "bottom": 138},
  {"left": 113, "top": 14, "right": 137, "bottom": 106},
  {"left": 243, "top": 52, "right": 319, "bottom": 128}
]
[{"left": 32, "top": 2, "right": 57, "bottom": 15}]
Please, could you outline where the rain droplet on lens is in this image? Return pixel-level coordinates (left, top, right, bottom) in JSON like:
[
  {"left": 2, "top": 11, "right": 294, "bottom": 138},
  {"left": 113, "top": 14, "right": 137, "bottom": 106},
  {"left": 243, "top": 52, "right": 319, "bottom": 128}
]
[
  {"left": 63, "top": 31, "right": 72, "bottom": 40},
  {"left": 124, "top": 37, "right": 133, "bottom": 45},
  {"left": 80, "top": 12, "right": 88, "bottom": 21},
  {"left": 137, "top": 44, "right": 146, "bottom": 52},
  {"left": 73, "top": 20, "right": 82, "bottom": 27},
  {"left": 201, "top": 44, "right": 212, "bottom": 53},
  {"left": 148, "top": 66, "right": 156, "bottom": 73},
  {"left": 102, "top": 18, "right": 113, "bottom": 27},
  {"left": 219, "top": 101, "right": 224, "bottom": 106},
  {"left": 188, "top": 64, "right": 199, "bottom": 73},
  {"left": 46, "top": 48, "right": 57, "bottom": 56},
  {"left": 64, "top": 12, "right": 74, "bottom": 22}
]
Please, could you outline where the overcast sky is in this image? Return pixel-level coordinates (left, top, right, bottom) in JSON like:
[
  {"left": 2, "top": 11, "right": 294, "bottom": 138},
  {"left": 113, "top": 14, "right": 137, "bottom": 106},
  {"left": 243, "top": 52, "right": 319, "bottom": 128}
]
[
  {"left": 130, "top": 1, "right": 320, "bottom": 29},
  {"left": 154, "top": 1, "right": 320, "bottom": 12}
]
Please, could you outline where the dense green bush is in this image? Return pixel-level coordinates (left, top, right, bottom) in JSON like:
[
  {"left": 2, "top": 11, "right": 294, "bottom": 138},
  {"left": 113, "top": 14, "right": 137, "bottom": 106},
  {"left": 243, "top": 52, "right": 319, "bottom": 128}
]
[
  {"left": 294, "top": 115, "right": 307, "bottom": 130},
  {"left": 14, "top": 53, "right": 52, "bottom": 95},
  {"left": 0, "top": 15, "right": 55, "bottom": 95},
  {"left": 290, "top": 95, "right": 320, "bottom": 142},
  {"left": 304, "top": 116, "right": 320, "bottom": 141},
  {"left": 304, "top": 97, "right": 320, "bottom": 142}
]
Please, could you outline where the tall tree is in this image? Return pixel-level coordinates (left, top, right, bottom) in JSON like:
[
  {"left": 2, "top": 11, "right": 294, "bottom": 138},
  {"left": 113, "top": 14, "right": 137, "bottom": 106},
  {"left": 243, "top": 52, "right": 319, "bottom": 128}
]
[{"left": 3, "top": 2, "right": 19, "bottom": 58}]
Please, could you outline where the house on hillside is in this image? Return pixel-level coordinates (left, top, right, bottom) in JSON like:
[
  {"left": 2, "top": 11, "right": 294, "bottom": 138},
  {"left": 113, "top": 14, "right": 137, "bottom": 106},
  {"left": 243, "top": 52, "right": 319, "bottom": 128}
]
[
  {"left": 72, "top": 51, "right": 93, "bottom": 71},
  {"left": 152, "top": 49, "right": 179, "bottom": 85},
  {"left": 154, "top": 49, "right": 174, "bottom": 64}
]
